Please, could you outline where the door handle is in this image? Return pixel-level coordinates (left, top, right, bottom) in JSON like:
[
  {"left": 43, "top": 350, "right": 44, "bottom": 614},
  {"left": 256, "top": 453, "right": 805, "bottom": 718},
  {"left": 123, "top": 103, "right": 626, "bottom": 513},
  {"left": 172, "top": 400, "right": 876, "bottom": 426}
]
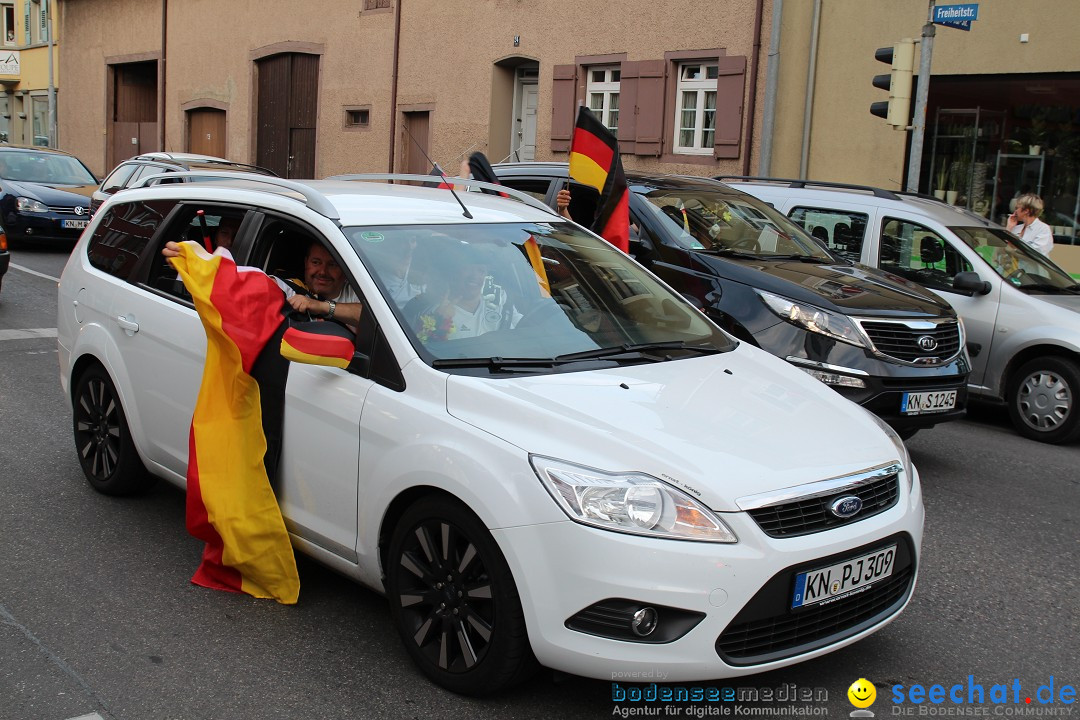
[{"left": 114, "top": 314, "right": 140, "bottom": 335}]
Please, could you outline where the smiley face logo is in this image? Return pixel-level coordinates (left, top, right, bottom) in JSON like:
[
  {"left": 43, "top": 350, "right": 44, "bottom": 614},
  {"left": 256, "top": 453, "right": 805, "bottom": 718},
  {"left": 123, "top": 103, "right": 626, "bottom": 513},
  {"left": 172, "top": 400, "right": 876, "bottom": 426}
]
[{"left": 848, "top": 678, "right": 877, "bottom": 708}]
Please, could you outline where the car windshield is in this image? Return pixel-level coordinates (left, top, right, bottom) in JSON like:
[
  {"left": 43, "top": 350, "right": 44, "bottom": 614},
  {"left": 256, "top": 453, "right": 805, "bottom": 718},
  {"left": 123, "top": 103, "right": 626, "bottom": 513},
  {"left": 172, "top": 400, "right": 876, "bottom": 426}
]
[
  {"left": 344, "top": 222, "right": 735, "bottom": 370},
  {"left": 637, "top": 186, "right": 835, "bottom": 261},
  {"left": 950, "top": 225, "right": 1079, "bottom": 292},
  {"left": 0, "top": 152, "right": 96, "bottom": 185}
]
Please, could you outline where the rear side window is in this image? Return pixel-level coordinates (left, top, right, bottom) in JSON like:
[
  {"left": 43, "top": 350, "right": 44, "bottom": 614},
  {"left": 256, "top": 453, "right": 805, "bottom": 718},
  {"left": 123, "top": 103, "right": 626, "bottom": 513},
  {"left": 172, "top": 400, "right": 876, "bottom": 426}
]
[
  {"left": 879, "top": 217, "right": 972, "bottom": 293},
  {"left": 498, "top": 177, "right": 552, "bottom": 203},
  {"left": 87, "top": 201, "right": 175, "bottom": 280},
  {"left": 100, "top": 163, "right": 138, "bottom": 193},
  {"left": 788, "top": 207, "right": 868, "bottom": 262}
]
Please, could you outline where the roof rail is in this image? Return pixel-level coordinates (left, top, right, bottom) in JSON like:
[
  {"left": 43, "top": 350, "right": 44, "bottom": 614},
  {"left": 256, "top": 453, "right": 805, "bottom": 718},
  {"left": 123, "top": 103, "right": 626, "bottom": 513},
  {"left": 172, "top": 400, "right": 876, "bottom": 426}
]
[
  {"left": 324, "top": 173, "right": 559, "bottom": 216},
  {"left": 133, "top": 171, "right": 341, "bottom": 220},
  {"left": 715, "top": 175, "right": 904, "bottom": 201}
]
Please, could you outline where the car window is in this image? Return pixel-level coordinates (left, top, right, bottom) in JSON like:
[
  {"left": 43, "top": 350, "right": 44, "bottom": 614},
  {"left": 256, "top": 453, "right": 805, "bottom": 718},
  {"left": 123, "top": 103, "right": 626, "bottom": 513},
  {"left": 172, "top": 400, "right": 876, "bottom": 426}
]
[
  {"left": 788, "top": 207, "right": 868, "bottom": 262},
  {"left": 101, "top": 163, "right": 138, "bottom": 193},
  {"left": 145, "top": 206, "right": 249, "bottom": 300},
  {"left": 493, "top": 177, "right": 551, "bottom": 203},
  {"left": 878, "top": 218, "right": 973, "bottom": 293},
  {"left": 87, "top": 200, "right": 177, "bottom": 281},
  {"left": 0, "top": 151, "right": 97, "bottom": 185},
  {"left": 344, "top": 222, "right": 734, "bottom": 369},
  {"left": 130, "top": 164, "right": 180, "bottom": 187},
  {"left": 950, "top": 225, "right": 1078, "bottom": 291}
]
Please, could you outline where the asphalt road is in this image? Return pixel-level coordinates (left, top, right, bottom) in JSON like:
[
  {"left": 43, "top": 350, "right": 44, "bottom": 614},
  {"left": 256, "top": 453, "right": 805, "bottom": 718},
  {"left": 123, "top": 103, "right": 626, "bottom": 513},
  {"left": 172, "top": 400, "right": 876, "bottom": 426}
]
[{"left": 1, "top": 247, "right": 1077, "bottom": 720}]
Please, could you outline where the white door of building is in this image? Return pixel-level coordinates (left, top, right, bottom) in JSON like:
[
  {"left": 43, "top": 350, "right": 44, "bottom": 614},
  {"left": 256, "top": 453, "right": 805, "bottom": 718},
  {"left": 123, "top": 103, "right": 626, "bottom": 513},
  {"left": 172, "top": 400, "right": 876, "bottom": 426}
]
[{"left": 512, "top": 74, "right": 538, "bottom": 162}]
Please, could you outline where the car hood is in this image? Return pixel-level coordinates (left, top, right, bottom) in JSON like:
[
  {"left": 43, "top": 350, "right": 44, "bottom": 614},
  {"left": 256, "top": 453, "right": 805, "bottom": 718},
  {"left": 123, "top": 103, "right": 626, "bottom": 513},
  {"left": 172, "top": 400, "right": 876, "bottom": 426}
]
[
  {"left": 691, "top": 253, "right": 952, "bottom": 317},
  {"left": 1028, "top": 293, "right": 1080, "bottom": 314},
  {"left": 445, "top": 346, "right": 901, "bottom": 512},
  {"left": 6, "top": 180, "right": 96, "bottom": 203}
]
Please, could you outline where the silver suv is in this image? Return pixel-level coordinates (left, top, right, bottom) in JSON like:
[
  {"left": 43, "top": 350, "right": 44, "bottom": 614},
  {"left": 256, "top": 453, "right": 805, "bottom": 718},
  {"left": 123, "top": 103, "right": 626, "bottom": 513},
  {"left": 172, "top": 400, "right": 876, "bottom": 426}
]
[{"left": 728, "top": 177, "right": 1080, "bottom": 444}]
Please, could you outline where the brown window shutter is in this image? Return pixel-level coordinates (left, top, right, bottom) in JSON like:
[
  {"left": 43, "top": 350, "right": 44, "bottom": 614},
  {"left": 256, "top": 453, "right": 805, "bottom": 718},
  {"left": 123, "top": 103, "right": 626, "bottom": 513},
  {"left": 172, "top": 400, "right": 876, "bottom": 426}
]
[
  {"left": 617, "top": 61, "right": 639, "bottom": 147},
  {"left": 713, "top": 55, "right": 747, "bottom": 159},
  {"left": 550, "top": 64, "right": 577, "bottom": 153},
  {"left": 633, "top": 59, "right": 666, "bottom": 156}
]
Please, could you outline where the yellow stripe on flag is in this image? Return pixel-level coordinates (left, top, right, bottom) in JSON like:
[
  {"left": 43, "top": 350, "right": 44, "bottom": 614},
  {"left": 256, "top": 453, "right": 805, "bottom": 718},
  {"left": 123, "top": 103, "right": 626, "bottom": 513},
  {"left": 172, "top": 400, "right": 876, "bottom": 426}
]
[{"left": 568, "top": 152, "right": 608, "bottom": 192}]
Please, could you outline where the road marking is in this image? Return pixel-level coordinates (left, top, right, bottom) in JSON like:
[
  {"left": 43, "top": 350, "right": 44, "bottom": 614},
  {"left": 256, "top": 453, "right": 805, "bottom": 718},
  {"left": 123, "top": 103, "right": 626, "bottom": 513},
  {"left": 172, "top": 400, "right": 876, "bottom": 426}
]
[
  {"left": 10, "top": 262, "right": 61, "bottom": 283},
  {"left": 66, "top": 715, "right": 106, "bottom": 720},
  {"left": 0, "top": 327, "right": 58, "bottom": 341}
]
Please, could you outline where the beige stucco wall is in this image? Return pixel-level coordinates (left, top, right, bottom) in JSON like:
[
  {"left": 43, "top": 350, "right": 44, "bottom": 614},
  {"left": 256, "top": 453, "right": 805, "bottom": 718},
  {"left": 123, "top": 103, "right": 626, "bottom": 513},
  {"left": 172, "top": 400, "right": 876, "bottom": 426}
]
[
  {"left": 59, "top": 0, "right": 772, "bottom": 179},
  {"left": 771, "top": 0, "right": 1080, "bottom": 189}
]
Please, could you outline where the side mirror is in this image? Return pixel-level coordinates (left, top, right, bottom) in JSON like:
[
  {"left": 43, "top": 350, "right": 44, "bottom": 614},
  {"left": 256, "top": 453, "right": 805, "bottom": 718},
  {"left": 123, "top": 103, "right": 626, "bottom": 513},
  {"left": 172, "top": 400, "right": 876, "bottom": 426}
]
[
  {"left": 953, "top": 271, "right": 991, "bottom": 295},
  {"left": 280, "top": 323, "right": 355, "bottom": 368}
]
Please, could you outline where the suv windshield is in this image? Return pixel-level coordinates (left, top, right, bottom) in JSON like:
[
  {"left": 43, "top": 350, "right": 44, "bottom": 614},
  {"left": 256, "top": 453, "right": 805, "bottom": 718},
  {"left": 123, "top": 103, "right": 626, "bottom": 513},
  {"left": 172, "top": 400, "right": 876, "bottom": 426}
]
[
  {"left": 637, "top": 187, "right": 835, "bottom": 261},
  {"left": 0, "top": 152, "right": 96, "bottom": 185},
  {"left": 345, "top": 222, "right": 735, "bottom": 368},
  {"left": 951, "top": 226, "right": 1079, "bottom": 292}
]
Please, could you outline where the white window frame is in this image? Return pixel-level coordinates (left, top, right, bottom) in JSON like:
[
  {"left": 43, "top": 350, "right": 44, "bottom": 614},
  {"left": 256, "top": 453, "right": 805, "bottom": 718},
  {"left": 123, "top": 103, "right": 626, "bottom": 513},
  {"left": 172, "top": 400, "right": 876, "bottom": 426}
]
[
  {"left": 2, "top": 4, "right": 15, "bottom": 46},
  {"left": 673, "top": 62, "right": 719, "bottom": 156},
  {"left": 586, "top": 65, "right": 620, "bottom": 134}
]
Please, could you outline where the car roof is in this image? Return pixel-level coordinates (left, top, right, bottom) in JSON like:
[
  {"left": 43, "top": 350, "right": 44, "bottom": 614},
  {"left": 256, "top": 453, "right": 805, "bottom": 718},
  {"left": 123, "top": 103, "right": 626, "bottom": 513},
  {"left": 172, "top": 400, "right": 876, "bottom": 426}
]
[
  {"left": 0, "top": 144, "right": 81, "bottom": 158},
  {"left": 128, "top": 153, "right": 277, "bottom": 176},
  {"left": 115, "top": 174, "right": 562, "bottom": 226},
  {"left": 720, "top": 178, "right": 999, "bottom": 228},
  {"left": 494, "top": 161, "right": 740, "bottom": 193}
]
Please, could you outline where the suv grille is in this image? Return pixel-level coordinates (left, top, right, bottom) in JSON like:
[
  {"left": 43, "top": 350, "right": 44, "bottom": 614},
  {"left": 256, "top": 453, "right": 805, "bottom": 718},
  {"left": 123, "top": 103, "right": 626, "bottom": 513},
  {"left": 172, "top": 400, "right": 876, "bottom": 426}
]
[
  {"left": 747, "top": 473, "right": 899, "bottom": 538},
  {"left": 858, "top": 320, "right": 961, "bottom": 364}
]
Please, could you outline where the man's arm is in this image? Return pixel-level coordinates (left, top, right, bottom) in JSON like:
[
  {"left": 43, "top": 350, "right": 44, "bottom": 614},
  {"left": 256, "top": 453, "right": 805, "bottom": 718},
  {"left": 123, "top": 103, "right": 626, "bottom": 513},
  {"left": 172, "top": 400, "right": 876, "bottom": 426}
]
[{"left": 286, "top": 294, "right": 362, "bottom": 325}]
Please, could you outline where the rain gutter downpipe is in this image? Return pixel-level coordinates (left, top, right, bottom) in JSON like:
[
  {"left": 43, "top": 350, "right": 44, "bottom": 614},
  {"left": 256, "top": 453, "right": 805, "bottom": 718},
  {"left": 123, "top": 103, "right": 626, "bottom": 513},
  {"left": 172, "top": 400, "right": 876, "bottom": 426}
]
[
  {"left": 759, "top": 0, "right": 782, "bottom": 175},
  {"left": 159, "top": 0, "right": 167, "bottom": 151},
  {"left": 740, "top": 0, "right": 765, "bottom": 175},
  {"left": 799, "top": 0, "right": 821, "bottom": 180},
  {"left": 388, "top": 0, "right": 402, "bottom": 172}
]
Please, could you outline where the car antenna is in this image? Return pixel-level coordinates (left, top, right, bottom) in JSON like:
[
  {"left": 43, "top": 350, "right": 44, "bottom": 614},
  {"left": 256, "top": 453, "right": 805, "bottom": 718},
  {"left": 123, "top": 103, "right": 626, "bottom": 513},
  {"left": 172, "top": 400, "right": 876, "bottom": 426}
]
[
  {"left": 401, "top": 123, "right": 473, "bottom": 219},
  {"left": 195, "top": 210, "right": 214, "bottom": 253}
]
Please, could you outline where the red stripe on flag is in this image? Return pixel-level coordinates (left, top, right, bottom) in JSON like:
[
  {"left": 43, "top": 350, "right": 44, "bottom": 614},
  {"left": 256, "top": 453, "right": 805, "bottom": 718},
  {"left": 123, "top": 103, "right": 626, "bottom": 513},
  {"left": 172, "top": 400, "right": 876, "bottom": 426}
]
[
  {"left": 185, "top": 425, "right": 244, "bottom": 593},
  {"left": 570, "top": 128, "right": 615, "bottom": 176},
  {"left": 281, "top": 327, "right": 354, "bottom": 363},
  {"left": 599, "top": 189, "right": 631, "bottom": 253},
  {"left": 209, "top": 263, "right": 287, "bottom": 374}
]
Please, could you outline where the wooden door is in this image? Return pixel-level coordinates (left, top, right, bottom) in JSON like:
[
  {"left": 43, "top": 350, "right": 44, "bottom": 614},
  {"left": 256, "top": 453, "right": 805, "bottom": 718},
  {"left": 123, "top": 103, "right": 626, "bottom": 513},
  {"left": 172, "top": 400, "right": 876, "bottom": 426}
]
[
  {"left": 256, "top": 53, "right": 319, "bottom": 178},
  {"left": 110, "top": 61, "right": 158, "bottom": 169},
  {"left": 187, "top": 108, "right": 226, "bottom": 157},
  {"left": 401, "top": 111, "right": 431, "bottom": 175}
]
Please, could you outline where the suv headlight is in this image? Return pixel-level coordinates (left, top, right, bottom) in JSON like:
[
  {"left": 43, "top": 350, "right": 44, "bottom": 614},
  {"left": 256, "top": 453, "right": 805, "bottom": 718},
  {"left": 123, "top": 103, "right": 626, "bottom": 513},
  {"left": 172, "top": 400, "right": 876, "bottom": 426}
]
[
  {"left": 530, "top": 456, "right": 737, "bottom": 542},
  {"left": 757, "top": 289, "right": 866, "bottom": 348},
  {"left": 867, "top": 413, "right": 914, "bottom": 490},
  {"left": 16, "top": 197, "right": 49, "bottom": 213}
]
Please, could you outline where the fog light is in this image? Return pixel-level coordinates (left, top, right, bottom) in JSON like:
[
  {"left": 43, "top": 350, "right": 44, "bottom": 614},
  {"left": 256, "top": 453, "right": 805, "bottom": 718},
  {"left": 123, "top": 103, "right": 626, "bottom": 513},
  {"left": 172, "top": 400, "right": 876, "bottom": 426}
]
[
  {"left": 799, "top": 367, "right": 866, "bottom": 388},
  {"left": 631, "top": 607, "right": 658, "bottom": 637}
]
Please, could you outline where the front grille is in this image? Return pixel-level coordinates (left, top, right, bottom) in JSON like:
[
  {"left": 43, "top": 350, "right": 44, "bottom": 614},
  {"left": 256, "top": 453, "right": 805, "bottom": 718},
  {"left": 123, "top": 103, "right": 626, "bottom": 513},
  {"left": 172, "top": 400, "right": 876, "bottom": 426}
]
[
  {"left": 716, "top": 565, "right": 914, "bottom": 665},
  {"left": 879, "top": 375, "right": 967, "bottom": 390},
  {"left": 46, "top": 205, "right": 85, "bottom": 215},
  {"left": 859, "top": 320, "right": 961, "bottom": 363},
  {"left": 747, "top": 474, "right": 899, "bottom": 538}
]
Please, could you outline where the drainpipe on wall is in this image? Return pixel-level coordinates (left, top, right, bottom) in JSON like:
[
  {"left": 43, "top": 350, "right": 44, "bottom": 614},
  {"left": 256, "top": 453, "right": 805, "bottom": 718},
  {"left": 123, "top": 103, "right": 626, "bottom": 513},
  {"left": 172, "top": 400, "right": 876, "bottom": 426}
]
[
  {"left": 387, "top": 0, "right": 402, "bottom": 172},
  {"left": 759, "top": 0, "right": 783, "bottom": 176},
  {"left": 159, "top": 0, "right": 167, "bottom": 151},
  {"left": 46, "top": 0, "right": 54, "bottom": 147},
  {"left": 798, "top": 0, "right": 821, "bottom": 180},
  {"left": 740, "top": 0, "right": 765, "bottom": 176}
]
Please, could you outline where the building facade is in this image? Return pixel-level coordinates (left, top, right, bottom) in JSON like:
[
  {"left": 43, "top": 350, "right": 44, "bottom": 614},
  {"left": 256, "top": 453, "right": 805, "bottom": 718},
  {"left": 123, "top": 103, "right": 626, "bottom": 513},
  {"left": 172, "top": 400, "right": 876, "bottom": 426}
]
[{"left": 1, "top": 0, "right": 58, "bottom": 146}]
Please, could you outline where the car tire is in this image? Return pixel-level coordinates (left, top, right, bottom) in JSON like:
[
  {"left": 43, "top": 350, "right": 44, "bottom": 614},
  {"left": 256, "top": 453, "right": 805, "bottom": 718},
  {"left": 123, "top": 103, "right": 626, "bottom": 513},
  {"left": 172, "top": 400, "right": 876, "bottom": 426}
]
[
  {"left": 72, "top": 364, "right": 153, "bottom": 495},
  {"left": 1007, "top": 356, "right": 1080, "bottom": 445},
  {"left": 385, "top": 495, "right": 537, "bottom": 696}
]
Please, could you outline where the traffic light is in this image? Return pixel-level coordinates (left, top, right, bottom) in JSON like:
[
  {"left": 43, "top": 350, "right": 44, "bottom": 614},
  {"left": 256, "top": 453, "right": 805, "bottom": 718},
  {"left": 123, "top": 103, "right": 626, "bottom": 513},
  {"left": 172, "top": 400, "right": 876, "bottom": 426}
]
[{"left": 870, "top": 39, "right": 915, "bottom": 129}]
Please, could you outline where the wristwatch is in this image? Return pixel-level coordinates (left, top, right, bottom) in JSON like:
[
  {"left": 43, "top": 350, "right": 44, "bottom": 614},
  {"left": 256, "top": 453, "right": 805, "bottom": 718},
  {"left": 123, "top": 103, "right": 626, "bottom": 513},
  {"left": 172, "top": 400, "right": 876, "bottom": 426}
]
[{"left": 326, "top": 300, "right": 337, "bottom": 320}]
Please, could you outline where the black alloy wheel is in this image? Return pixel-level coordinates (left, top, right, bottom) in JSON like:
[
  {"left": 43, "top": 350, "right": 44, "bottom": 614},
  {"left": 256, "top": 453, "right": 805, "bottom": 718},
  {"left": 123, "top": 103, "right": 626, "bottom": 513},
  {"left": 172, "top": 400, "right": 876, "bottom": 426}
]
[
  {"left": 1008, "top": 356, "right": 1080, "bottom": 445},
  {"left": 72, "top": 364, "right": 150, "bottom": 495},
  {"left": 386, "top": 496, "right": 535, "bottom": 695}
]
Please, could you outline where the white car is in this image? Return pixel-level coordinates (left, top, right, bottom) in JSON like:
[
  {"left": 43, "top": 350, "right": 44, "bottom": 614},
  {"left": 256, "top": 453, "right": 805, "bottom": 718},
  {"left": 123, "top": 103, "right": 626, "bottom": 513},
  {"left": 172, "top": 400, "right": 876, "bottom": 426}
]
[
  {"left": 57, "top": 172, "right": 924, "bottom": 695},
  {"left": 726, "top": 177, "right": 1080, "bottom": 444}
]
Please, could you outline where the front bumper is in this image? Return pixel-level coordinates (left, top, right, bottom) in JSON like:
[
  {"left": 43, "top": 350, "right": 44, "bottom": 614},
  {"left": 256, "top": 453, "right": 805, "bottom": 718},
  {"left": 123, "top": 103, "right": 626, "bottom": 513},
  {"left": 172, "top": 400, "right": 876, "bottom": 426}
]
[
  {"left": 494, "top": 466, "right": 923, "bottom": 682},
  {"left": 5, "top": 211, "right": 90, "bottom": 243}
]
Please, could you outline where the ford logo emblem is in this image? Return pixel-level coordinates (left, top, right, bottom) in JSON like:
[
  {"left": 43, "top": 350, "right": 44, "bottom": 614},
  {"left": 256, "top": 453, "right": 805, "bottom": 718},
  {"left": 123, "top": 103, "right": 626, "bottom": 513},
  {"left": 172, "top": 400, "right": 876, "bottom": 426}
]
[
  {"left": 74, "top": 206, "right": 84, "bottom": 215},
  {"left": 830, "top": 496, "right": 863, "bottom": 519},
  {"left": 917, "top": 335, "right": 938, "bottom": 351}
]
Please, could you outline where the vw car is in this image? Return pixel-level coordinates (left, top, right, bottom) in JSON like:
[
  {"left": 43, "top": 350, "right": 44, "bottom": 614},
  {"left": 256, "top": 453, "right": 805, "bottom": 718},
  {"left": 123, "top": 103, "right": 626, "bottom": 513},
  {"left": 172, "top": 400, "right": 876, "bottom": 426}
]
[
  {"left": 58, "top": 172, "right": 924, "bottom": 694},
  {"left": 728, "top": 177, "right": 1080, "bottom": 444},
  {"left": 0, "top": 145, "right": 97, "bottom": 245},
  {"left": 494, "top": 163, "right": 970, "bottom": 440},
  {"left": 90, "top": 152, "right": 276, "bottom": 214}
]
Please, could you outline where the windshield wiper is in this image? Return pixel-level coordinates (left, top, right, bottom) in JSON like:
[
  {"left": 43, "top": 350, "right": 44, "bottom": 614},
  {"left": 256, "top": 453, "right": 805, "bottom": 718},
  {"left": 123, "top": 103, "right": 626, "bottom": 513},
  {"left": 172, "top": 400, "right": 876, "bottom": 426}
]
[
  {"left": 432, "top": 357, "right": 558, "bottom": 371},
  {"left": 1015, "top": 282, "right": 1080, "bottom": 294},
  {"left": 553, "top": 341, "right": 724, "bottom": 363},
  {"left": 696, "top": 248, "right": 761, "bottom": 259},
  {"left": 763, "top": 254, "right": 833, "bottom": 263}
]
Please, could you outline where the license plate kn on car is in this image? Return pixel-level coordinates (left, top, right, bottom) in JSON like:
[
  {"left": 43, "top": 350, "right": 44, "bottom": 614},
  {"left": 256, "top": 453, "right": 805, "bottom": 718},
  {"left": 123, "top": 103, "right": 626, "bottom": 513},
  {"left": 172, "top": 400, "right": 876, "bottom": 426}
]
[
  {"left": 901, "top": 390, "right": 957, "bottom": 415},
  {"left": 63, "top": 219, "right": 89, "bottom": 229},
  {"left": 791, "top": 544, "right": 897, "bottom": 609}
]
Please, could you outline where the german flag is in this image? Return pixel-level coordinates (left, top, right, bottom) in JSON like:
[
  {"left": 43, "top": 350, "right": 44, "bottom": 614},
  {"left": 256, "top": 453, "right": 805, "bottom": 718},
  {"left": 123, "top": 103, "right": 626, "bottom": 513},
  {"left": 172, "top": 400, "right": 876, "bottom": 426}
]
[
  {"left": 568, "top": 105, "right": 630, "bottom": 253},
  {"left": 169, "top": 242, "right": 300, "bottom": 604},
  {"left": 424, "top": 164, "right": 452, "bottom": 189},
  {"left": 280, "top": 322, "right": 354, "bottom": 369}
]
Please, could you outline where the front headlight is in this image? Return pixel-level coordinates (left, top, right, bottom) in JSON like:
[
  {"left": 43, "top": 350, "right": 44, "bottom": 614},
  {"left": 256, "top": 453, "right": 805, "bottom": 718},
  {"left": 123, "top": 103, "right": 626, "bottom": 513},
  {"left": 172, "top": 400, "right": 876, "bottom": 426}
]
[
  {"left": 757, "top": 289, "right": 866, "bottom": 347},
  {"left": 867, "top": 413, "right": 914, "bottom": 490},
  {"left": 530, "top": 456, "right": 738, "bottom": 542},
  {"left": 16, "top": 197, "right": 49, "bottom": 213}
]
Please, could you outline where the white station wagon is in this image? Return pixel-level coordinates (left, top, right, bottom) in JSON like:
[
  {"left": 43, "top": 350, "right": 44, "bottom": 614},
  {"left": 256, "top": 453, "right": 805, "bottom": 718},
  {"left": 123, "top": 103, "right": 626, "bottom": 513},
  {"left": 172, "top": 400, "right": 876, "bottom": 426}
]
[{"left": 57, "top": 173, "right": 924, "bottom": 695}]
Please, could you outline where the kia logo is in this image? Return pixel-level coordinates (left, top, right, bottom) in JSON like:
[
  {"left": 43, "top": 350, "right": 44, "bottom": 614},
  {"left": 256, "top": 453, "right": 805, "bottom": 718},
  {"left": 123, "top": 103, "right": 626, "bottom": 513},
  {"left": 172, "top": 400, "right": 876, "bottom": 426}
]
[
  {"left": 74, "top": 206, "right": 84, "bottom": 215},
  {"left": 917, "top": 335, "right": 938, "bottom": 351},
  {"left": 830, "top": 496, "right": 863, "bottom": 519}
]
